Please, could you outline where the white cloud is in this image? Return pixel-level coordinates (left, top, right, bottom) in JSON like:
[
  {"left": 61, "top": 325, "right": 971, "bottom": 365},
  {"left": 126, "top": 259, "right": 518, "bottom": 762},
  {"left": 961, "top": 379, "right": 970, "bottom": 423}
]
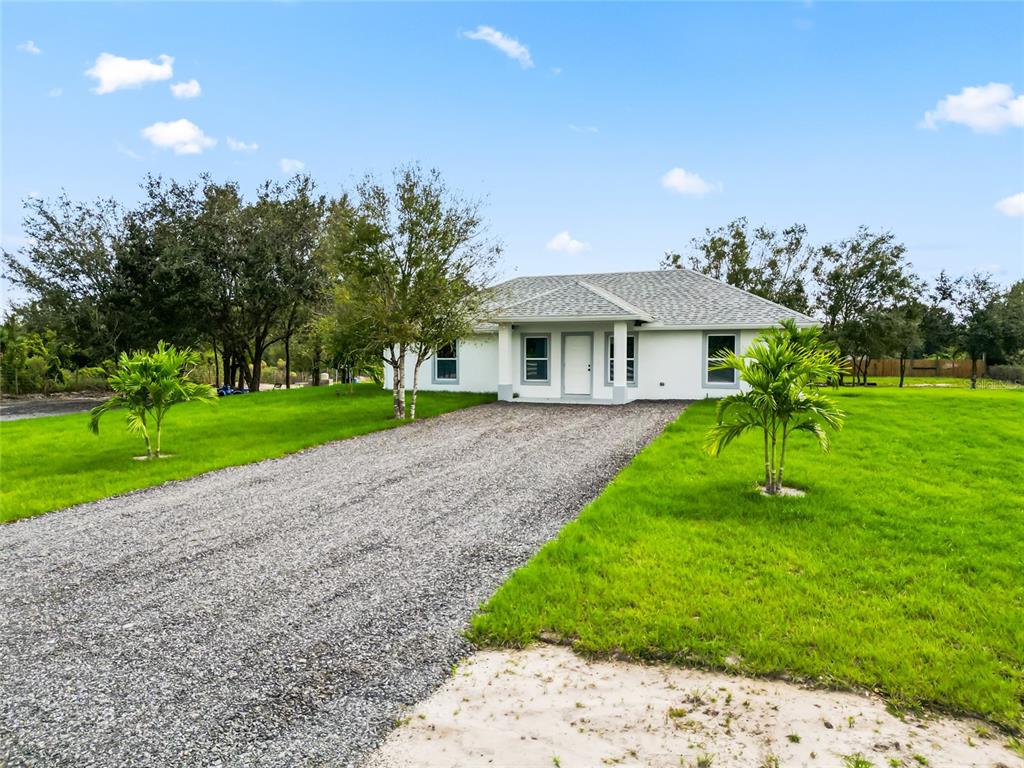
[
  {"left": 995, "top": 192, "right": 1024, "bottom": 217},
  {"left": 227, "top": 137, "right": 259, "bottom": 152},
  {"left": 569, "top": 123, "right": 598, "bottom": 134},
  {"left": 545, "top": 230, "right": 590, "bottom": 255},
  {"left": 141, "top": 119, "right": 215, "bottom": 155},
  {"left": 18, "top": 40, "right": 42, "bottom": 55},
  {"left": 279, "top": 158, "right": 305, "bottom": 174},
  {"left": 551, "top": 67, "right": 563, "bottom": 76},
  {"left": 661, "top": 167, "right": 720, "bottom": 196},
  {"left": 461, "top": 26, "right": 533, "bottom": 68},
  {"left": 921, "top": 83, "right": 1024, "bottom": 133},
  {"left": 47, "top": 87, "right": 62, "bottom": 98},
  {"left": 86, "top": 53, "right": 173, "bottom": 94},
  {"left": 170, "top": 79, "right": 201, "bottom": 99}
]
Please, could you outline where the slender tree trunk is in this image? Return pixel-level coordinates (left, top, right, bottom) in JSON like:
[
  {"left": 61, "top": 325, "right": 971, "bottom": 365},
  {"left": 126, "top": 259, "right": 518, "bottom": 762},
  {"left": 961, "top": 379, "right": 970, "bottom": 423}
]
[
  {"left": 970, "top": 356, "right": 978, "bottom": 389},
  {"left": 285, "top": 335, "right": 291, "bottom": 389},
  {"left": 899, "top": 353, "right": 906, "bottom": 388},
  {"left": 863, "top": 356, "right": 872, "bottom": 385},
  {"left": 387, "top": 344, "right": 406, "bottom": 419},
  {"left": 396, "top": 343, "right": 406, "bottom": 419},
  {"left": 768, "top": 418, "right": 778, "bottom": 494},
  {"left": 311, "top": 344, "right": 321, "bottom": 387},
  {"left": 140, "top": 411, "right": 152, "bottom": 459},
  {"left": 155, "top": 413, "right": 163, "bottom": 458},
  {"left": 213, "top": 343, "right": 220, "bottom": 389},
  {"left": 777, "top": 425, "right": 789, "bottom": 492},
  {"left": 410, "top": 353, "right": 425, "bottom": 420},
  {"left": 763, "top": 427, "right": 771, "bottom": 490}
]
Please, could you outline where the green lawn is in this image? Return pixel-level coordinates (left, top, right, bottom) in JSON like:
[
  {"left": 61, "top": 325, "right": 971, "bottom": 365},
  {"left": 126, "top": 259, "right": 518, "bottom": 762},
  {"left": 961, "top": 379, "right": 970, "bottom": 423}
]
[
  {"left": 0, "top": 384, "right": 493, "bottom": 523},
  {"left": 470, "top": 387, "right": 1024, "bottom": 730}
]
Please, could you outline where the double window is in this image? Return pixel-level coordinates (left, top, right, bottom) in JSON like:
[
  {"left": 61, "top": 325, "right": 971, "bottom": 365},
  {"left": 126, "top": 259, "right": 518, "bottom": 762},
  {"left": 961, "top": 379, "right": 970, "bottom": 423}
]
[
  {"left": 606, "top": 333, "right": 637, "bottom": 385},
  {"left": 523, "top": 335, "right": 550, "bottom": 382},
  {"left": 433, "top": 342, "right": 458, "bottom": 383},
  {"left": 705, "top": 333, "right": 738, "bottom": 386}
]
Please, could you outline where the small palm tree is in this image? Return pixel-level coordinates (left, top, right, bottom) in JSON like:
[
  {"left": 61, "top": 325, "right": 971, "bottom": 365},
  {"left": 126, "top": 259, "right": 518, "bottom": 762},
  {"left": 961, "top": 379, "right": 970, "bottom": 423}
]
[
  {"left": 705, "top": 322, "right": 846, "bottom": 495},
  {"left": 90, "top": 342, "right": 216, "bottom": 458}
]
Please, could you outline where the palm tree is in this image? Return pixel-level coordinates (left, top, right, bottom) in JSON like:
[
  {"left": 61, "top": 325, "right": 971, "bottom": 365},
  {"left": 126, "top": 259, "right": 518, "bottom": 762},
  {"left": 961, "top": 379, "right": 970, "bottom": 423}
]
[
  {"left": 705, "top": 323, "right": 846, "bottom": 495},
  {"left": 89, "top": 342, "right": 216, "bottom": 458}
]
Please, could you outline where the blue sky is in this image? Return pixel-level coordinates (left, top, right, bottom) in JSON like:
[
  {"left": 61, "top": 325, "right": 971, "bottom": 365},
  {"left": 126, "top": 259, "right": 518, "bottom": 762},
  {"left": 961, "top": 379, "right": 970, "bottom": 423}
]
[{"left": 3, "top": 2, "right": 1023, "bottom": 297}]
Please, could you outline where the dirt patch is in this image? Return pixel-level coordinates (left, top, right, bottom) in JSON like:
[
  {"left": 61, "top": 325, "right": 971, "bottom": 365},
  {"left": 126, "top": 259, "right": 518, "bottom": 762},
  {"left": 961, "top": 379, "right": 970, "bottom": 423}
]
[{"left": 368, "top": 645, "right": 1021, "bottom": 768}]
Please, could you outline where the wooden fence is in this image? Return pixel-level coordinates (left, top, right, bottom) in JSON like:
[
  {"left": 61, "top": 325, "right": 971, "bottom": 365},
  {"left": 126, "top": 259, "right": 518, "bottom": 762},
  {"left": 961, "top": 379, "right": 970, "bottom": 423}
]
[{"left": 865, "top": 358, "right": 985, "bottom": 378}]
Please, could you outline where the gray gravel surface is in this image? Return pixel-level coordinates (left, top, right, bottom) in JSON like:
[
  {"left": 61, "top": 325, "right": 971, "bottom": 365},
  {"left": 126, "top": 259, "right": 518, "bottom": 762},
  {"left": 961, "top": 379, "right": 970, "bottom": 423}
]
[
  {"left": 0, "top": 400, "right": 683, "bottom": 767},
  {"left": 0, "top": 397, "right": 106, "bottom": 421}
]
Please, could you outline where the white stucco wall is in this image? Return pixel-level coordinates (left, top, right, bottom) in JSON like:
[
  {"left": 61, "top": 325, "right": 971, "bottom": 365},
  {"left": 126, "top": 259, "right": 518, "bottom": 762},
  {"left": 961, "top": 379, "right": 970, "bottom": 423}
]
[
  {"left": 383, "top": 334, "right": 498, "bottom": 393},
  {"left": 383, "top": 325, "right": 764, "bottom": 401}
]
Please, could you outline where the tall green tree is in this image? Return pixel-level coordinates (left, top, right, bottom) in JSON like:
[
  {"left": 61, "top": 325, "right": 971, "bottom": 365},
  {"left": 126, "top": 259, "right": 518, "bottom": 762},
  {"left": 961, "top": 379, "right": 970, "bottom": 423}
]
[
  {"left": 3, "top": 193, "right": 126, "bottom": 365},
  {"left": 662, "top": 218, "right": 817, "bottom": 313},
  {"left": 812, "top": 228, "right": 919, "bottom": 384},
  {"left": 327, "top": 165, "right": 499, "bottom": 419}
]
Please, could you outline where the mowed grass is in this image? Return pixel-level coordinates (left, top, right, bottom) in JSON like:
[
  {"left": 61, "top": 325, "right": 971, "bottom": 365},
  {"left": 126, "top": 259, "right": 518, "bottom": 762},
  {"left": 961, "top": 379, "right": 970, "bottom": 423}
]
[
  {"left": 0, "top": 383, "right": 493, "bottom": 523},
  {"left": 870, "top": 375, "right": 1021, "bottom": 389},
  {"left": 470, "top": 387, "right": 1024, "bottom": 729}
]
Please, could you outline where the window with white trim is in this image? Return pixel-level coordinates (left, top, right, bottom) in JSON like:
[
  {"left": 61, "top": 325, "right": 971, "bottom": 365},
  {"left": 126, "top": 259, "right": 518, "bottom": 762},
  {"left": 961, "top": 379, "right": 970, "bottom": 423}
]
[
  {"left": 434, "top": 342, "right": 458, "bottom": 381},
  {"left": 607, "top": 334, "right": 637, "bottom": 384},
  {"left": 523, "top": 336, "right": 549, "bottom": 382},
  {"left": 706, "top": 333, "right": 737, "bottom": 385}
]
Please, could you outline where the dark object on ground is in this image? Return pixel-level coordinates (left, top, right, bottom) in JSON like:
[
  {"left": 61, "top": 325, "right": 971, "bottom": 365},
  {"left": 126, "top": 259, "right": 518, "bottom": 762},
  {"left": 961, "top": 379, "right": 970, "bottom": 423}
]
[{"left": 217, "top": 385, "right": 250, "bottom": 397}]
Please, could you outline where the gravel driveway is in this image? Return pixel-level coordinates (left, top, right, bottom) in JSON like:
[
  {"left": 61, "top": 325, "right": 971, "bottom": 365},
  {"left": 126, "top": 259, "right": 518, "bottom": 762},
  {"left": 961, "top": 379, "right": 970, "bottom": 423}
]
[
  {"left": 0, "top": 397, "right": 106, "bottom": 421},
  {"left": 0, "top": 400, "right": 683, "bottom": 767}
]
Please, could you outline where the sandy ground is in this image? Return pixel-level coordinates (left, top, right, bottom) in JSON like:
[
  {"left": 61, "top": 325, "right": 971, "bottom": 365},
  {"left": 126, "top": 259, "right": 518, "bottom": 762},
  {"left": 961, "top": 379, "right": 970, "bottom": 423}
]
[{"left": 368, "top": 646, "right": 1022, "bottom": 768}]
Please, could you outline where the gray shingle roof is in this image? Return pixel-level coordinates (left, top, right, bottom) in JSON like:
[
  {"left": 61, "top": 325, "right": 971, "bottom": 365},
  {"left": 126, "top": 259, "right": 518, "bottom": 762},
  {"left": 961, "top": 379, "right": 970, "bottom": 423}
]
[{"left": 482, "top": 269, "right": 814, "bottom": 327}]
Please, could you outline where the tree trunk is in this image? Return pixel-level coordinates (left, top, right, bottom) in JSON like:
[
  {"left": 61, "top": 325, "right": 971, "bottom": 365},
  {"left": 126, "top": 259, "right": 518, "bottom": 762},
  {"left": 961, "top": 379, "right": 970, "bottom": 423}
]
[
  {"left": 140, "top": 411, "right": 152, "bottom": 459},
  {"left": 863, "top": 356, "right": 872, "bottom": 385},
  {"left": 285, "top": 336, "right": 291, "bottom": 389},
  {"left": 763, "top": 428, "right": 771, "bottom": 490},
  {"left": 899, "top": 353, "right": 906, "bottom": 388},
  {"left": 213, "top": 343, "right": 220, "bottom": 389},
  {"left": 311, "top": 344, "right": 321, "bottom": 387},
  {"left": 410, "top": 353, "right": 425, "bottom": 420},
  {"left": 155, "top": 413, "right": 163, "bottom": 458},
  {"left": 768, "top": 420, "right": 778, "bottom": 494},
  {"left": 387, "top": 344, "right": 405, "bottom": 419},
  {"left": 971, "top": 356, "right": 978, "bottom": 389},
  {"left": 396, "top": 343, "right": 406, "bottom": 419},
  {"left": 777, "top": 425, "right": 789, "bottom": 492}
]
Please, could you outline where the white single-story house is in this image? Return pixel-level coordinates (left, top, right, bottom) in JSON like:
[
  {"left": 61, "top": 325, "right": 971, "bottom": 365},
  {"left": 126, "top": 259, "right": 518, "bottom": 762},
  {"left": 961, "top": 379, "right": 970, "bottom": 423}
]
[{"left": 385, "top": 269, "right": 814, "bottom": 404}]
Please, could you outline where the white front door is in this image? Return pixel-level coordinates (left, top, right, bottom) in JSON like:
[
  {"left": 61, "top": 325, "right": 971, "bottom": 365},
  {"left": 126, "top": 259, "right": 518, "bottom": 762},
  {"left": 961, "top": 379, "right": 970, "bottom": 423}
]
[{"left": 563, "top": 334, "right": 592, "bottom": 396}]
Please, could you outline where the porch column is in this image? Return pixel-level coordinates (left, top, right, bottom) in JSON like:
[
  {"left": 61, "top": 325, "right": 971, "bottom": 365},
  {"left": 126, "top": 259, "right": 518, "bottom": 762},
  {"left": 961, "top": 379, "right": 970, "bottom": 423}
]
[
  {"left": 613, "top": 320, "right": 627, "bottom": 404},
  {"left": 497, "top": 322, "right": 513, "bottom": 401}
]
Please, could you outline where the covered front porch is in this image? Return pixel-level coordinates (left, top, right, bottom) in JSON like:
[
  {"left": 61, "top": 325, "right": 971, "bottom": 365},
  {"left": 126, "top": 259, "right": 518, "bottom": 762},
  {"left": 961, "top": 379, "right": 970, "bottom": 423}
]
[{"left": 495, "top": 320, "right": 637, "bottom": 404}]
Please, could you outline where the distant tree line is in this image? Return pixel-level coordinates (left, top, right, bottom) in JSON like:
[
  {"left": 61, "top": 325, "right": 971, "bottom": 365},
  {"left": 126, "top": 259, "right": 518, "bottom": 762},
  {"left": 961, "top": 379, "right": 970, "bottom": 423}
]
[
  {"left": 663, "top": 217, "right": 1024, "bottom": 387},
  {"left": 1, "top": 166, "right": 497, "bottom": 418}
]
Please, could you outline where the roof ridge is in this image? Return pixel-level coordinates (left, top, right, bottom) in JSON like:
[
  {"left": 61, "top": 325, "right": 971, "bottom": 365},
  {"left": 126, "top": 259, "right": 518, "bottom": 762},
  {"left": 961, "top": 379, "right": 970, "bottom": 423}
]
[
  {"left": 678, "top": 267, "right": 816, "bottom": 321},
  {"left": 574, "top": 279, "right": 654, "bottom": 321}
]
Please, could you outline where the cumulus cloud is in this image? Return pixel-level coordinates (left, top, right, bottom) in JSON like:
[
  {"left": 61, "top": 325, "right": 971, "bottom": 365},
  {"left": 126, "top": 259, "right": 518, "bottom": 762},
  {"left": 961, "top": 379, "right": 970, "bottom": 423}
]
[
  {"left": 227, "top": 137, "right": 259, "bottom": 152},
  {"left": 921, "top": 83, "right": 1024, "bottom": 133},
  {"left": 546, "top": 230, "right": 590, "bottom": 255},
  {"left": 462, "top": 26, "right": 533, "bottom": 68},
  {"left": 995, "top": 192, "right": 1024, "bottom": 217},
  {"left": 141, "top": 119, "right": 215, "bottom": 155},
  {"left": 279, "top": 158, "right": 305, "bottom": 174},
  {"left": 86, "top": 53, "right": 173, "bottom": 94},
  {"left": 661, "top": 167, "right": 720, "bottom": 196},
  {"left": 17, "top": 40, "right": 42, "bottom": 55},
  {"left": 170, "top": 79, "right": 201, "bottom": 99}
]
